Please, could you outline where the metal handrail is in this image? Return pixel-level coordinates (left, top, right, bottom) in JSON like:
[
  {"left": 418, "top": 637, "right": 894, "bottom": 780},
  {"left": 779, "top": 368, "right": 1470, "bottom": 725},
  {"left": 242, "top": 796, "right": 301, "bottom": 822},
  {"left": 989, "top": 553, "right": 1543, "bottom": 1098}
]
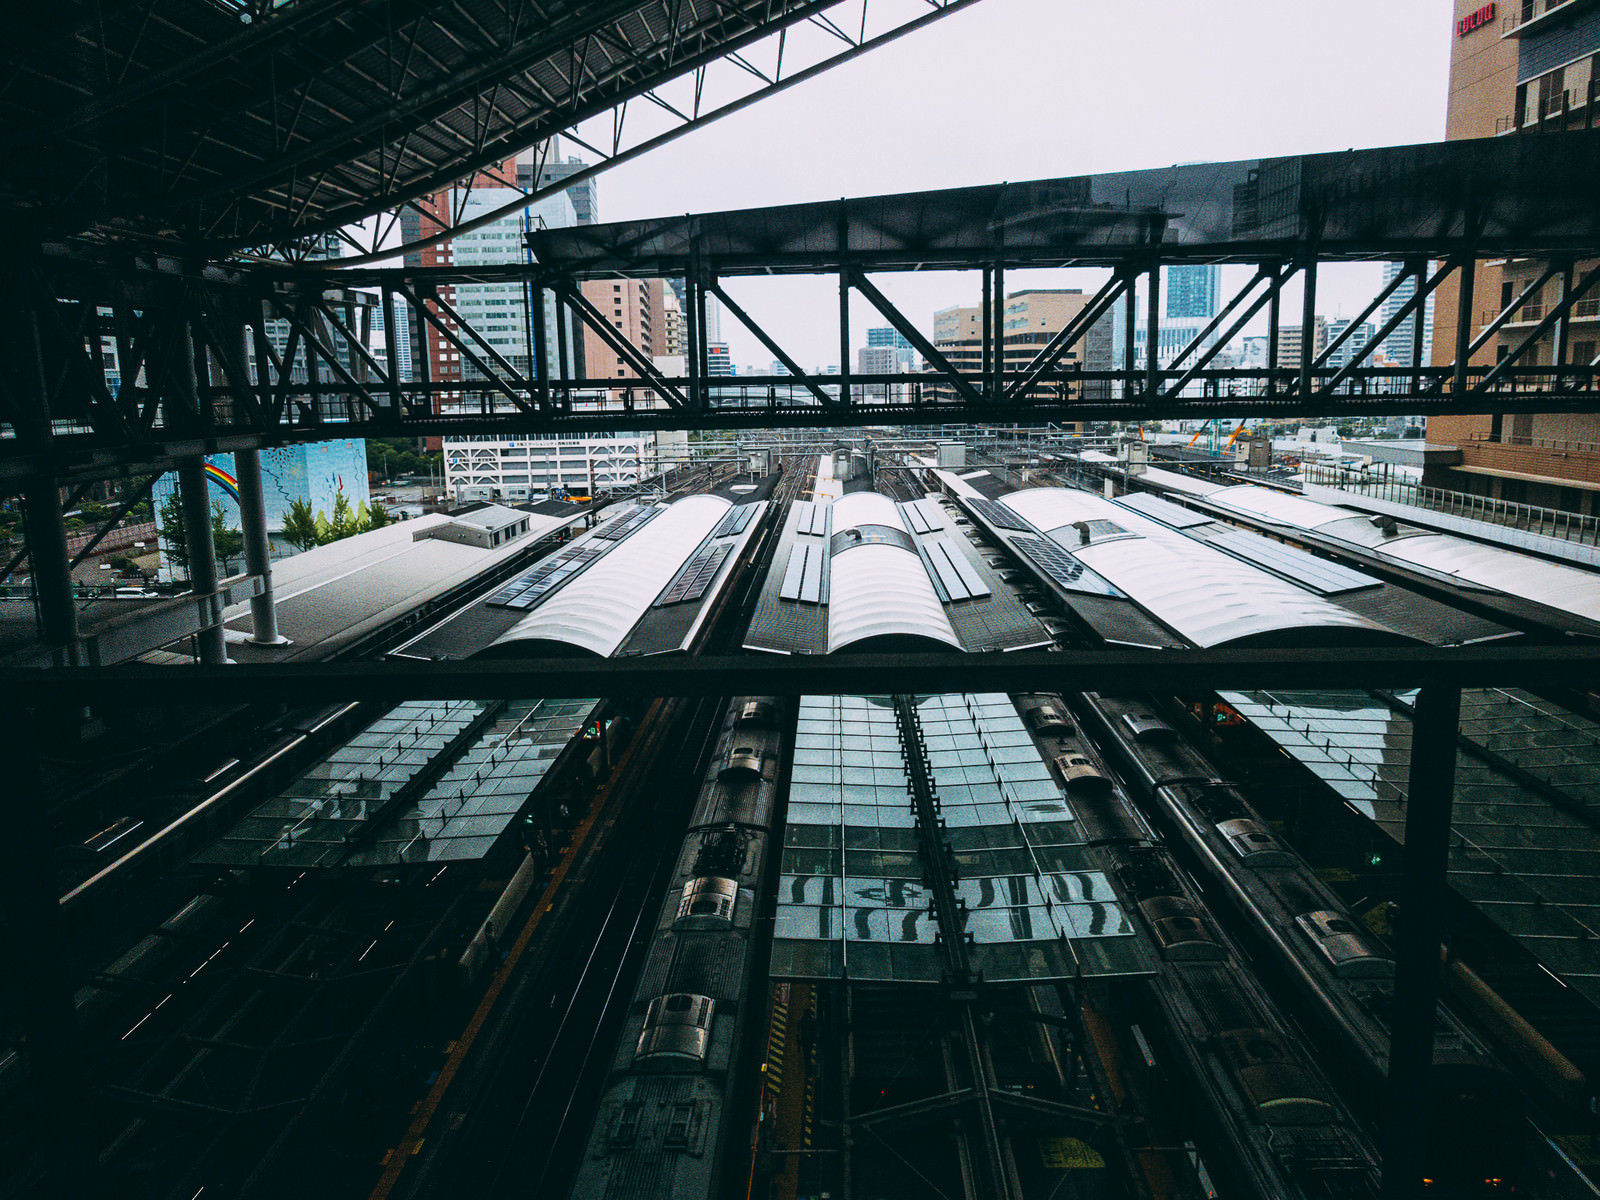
[
  {"left": 1304, "top": 462, "right": 1600, "bottom": 547},
  {"left": 1464, "top": 432, "right": 1600, "bottom": 454}
]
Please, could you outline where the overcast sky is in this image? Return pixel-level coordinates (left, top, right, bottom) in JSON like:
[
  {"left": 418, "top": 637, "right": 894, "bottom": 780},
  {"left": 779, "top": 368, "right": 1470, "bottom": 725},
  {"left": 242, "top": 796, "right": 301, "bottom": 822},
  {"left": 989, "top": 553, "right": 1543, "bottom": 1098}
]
[{"left": 585, "top": 0, "right": 1456, "bottom": 371}]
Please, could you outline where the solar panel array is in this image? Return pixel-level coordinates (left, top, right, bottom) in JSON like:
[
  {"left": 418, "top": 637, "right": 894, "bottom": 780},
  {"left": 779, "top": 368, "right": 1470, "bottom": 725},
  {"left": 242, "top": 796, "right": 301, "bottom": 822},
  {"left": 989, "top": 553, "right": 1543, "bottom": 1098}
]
[
  {"left": 593, "top": 505, "right": 662, "bottom": 541},
  {"left": 794, "top": 501, "right": 827, "bottom": 536},
  {"left": 900, "top": 498, "right": 946, "bottom": 534},
  {"left": 920, "top": 537, "right": 992, "bottom": 602},
  {"left": 1205, "top": 529, "right": 1382, "bottom": 595},
  {"left": 779, "top": 541, "right": 826, "bottom": 604},
  {"left": 485, "top": 542, "right": 607, "bottom": 610},
  {"left": 1012, "top": 534, "right": 1098, "bottom": 593},
  {"left": 966, "top": 497, "right": 1032, "bottom": 532},
  {"left": 1113, "top": 492, "right": 1214, "bottom": 529},
  {"left": 713, "top": 504, "right": 758, "bottom": 538},
  {"left": 656, "top": 542, "right": 734, "bottom": 606}
]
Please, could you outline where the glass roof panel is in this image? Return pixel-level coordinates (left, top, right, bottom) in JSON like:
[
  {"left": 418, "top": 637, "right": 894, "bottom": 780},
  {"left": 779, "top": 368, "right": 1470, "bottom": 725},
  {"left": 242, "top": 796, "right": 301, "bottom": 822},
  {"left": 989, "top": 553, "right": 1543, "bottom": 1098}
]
[
  {"left": 1223, "top": 688, "right": 1600, "bottom": 1008},
  {"left": 773, "top": 693, "right": 1151, "bottom": 982},
  {"left": 195, "top": 697, "right": 595, "bottom": 870}
]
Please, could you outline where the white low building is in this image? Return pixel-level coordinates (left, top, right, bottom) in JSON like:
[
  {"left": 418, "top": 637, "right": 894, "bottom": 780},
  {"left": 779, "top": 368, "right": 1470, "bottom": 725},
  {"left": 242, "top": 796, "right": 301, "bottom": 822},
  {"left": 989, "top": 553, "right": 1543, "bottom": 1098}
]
[{"left": 444, "top": 433, "right": 655, "bottom": 501}]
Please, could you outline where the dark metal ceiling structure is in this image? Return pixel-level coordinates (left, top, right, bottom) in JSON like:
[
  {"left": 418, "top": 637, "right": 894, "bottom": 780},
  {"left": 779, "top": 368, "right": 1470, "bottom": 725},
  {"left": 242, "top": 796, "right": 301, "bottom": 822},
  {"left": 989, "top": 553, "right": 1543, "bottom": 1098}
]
[
  {"left": 524, "top": 132, "right": 1600, "bottom": 274},
  {"left": 2, "top": 0, "right": 978, "bottom": 257}
]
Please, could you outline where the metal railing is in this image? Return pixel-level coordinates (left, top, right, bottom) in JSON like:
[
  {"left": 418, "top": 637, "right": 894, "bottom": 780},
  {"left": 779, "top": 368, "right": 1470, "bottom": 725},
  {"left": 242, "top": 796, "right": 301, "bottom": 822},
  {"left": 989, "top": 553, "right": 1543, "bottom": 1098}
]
[
  {"left": 1303, "top": 462, "right": 1600, "bottom": 548},
  {"left": 1464, "top": 431, "right": 1600, "bottom": 454}
]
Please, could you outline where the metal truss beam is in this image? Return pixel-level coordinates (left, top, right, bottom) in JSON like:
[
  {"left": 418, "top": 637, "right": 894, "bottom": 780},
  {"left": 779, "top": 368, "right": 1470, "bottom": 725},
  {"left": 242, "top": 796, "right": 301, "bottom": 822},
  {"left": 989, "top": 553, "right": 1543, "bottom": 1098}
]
[
  {"left": 265, "top": 0, "right": 987, "bottom": 265},
  {"left": 12, "top": 130, "right": 1600, "bottom": 487},
  {"left": 4, "top": 644, "right": 1596, "bottom": 706},
  {"left": 847, "top": 267, "right": 983, "bottom": 405},
  {"left": 707, "top": 281, "right": 834, "bottom": 409},
  {"left": 1003, "top": 272, "right": 1129, "bottom": 403}
]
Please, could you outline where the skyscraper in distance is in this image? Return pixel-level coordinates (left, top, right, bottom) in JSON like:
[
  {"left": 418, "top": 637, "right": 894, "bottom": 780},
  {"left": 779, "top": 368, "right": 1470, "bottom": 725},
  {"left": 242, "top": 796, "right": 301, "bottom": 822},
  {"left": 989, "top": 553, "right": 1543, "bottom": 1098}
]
[{"left": 1167, "top": 265, "right": 1220, "bottom": 320}]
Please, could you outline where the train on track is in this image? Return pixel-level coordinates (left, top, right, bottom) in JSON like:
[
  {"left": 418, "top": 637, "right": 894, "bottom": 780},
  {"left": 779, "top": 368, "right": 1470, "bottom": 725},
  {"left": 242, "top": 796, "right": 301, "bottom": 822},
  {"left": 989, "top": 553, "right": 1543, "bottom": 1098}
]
[
  {"left": 1074, "top": 690, "right": 1528, "bottom": 1197},
  {"left": 1014, "top": 693, "right": 1383, "bottom": 1198},
  {"left": 569, "top": 696, "right": 787, "bottom": 1199}
]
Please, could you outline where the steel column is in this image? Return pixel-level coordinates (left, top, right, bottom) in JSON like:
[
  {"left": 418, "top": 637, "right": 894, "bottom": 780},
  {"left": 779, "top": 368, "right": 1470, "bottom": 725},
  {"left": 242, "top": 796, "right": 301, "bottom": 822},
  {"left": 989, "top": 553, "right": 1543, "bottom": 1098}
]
[
  {"left": 981, "top": 265, "right": 993, "bottom": 397},
  {"left": 694, "top": 263, "right": 712, "bottom": 407},
  {"left": 234, "top": 448, "right": 286, "bottom": 646},
  {"left": 1380, "top": 683, "right": 1461, "bottom": 1200},
  {"left": 839, "top": 259, "right": 852, "bottom": 409},
  {"left": 1452, "top": 252, "right": 1475, "bottom": 400},
  {"left": 1265, "top": 265, "right": 1282, "bottom": 397},
  {"left": 176, "top": 457, "right": 227, "bottom": 665},
  {"left": 993, "top": 258, "right": 1006, "bottom": 403},
  {"left": 1299, "top": 255, "right": 1318, "bottom": 398},
  {"left": 1145, "top": 262, "right": 1161, "bottom": 399},
  {"left": 1409, "top": 260, "right": 1428, "bottom": 394},
  {"left": 21, "top": 480, "right": 79, "bottom": 659},
  {"left": 555, "top": 287, "right": 572, "bottom": 411},
  {"left": 530, "top": 282, "right": 551, "bottom": 411},
  {"left": 1553, "top": 259, "right": 1574, "bottom": 392}
]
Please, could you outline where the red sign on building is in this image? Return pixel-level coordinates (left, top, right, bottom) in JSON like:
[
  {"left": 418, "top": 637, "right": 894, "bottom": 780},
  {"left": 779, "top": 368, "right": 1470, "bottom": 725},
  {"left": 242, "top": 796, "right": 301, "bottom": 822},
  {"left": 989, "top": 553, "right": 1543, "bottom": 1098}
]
[{"left": 1457, "top": 2, "right": 1495, "bottom": 36}]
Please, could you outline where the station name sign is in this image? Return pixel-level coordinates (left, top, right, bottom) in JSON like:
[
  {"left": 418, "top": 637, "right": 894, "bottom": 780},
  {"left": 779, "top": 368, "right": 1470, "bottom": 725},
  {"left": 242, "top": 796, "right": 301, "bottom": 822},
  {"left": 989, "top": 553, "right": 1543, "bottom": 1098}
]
[{"left": 1457, "top": 2, "right": 1495, "bottom": 36}]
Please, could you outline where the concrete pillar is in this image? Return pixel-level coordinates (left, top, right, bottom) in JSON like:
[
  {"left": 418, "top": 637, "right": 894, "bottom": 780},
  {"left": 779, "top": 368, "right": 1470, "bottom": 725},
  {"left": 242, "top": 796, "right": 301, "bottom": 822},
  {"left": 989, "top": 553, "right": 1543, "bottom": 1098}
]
[
  {"left": 233, "top": 449, "right": 288, "bottom": 646},
  {"left": 22, "top": 480, "right": 79, "bottom": 663},
  {"left": 177, "top": 458, "right": 227, "bottom": 664}
]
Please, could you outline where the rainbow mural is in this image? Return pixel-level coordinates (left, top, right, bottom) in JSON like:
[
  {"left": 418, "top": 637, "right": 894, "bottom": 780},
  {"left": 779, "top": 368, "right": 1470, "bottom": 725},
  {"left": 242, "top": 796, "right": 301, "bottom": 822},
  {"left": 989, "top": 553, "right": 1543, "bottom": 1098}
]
[{"left": 203, "top": 460, "right": 240, "bottom": 503}]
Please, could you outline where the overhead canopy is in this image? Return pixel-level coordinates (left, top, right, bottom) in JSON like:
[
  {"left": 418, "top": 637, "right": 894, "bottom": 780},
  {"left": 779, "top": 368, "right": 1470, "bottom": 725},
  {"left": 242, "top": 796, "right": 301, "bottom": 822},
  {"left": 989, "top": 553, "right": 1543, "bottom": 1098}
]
[
  {"left": 3, "top": 0, "right": 870, "bottom": 250},
  {"left": 528, "top": 133, "right": 1600, "bottom": 277}
]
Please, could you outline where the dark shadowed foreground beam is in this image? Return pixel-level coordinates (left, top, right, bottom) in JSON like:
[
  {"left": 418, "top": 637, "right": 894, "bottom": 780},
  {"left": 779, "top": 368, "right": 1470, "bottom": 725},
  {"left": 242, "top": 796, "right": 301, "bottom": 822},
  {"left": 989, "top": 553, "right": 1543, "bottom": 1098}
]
[{"left": 6, "top": 644, "right": 1598, "bottom": 704}]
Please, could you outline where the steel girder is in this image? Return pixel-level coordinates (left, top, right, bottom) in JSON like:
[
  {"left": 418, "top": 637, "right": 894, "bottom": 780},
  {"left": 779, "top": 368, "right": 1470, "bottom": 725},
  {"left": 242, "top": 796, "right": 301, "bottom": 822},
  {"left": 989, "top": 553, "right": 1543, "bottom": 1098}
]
[
  {"left": 6, "top": 643, "right": 1598, "bottom": 704},
  {"left": 4, "top": 0, "right": 984, "bottom": 258},
  {"left": 5, "top": 252, "right": 1600, "bottom": 489}
]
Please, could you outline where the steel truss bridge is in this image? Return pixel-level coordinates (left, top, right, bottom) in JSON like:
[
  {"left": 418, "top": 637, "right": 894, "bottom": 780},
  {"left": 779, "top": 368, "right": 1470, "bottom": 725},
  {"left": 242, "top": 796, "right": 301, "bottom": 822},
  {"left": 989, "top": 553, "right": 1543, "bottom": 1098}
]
[{"left": 6, "top": 133, "right": 1600, "bottom": 486}]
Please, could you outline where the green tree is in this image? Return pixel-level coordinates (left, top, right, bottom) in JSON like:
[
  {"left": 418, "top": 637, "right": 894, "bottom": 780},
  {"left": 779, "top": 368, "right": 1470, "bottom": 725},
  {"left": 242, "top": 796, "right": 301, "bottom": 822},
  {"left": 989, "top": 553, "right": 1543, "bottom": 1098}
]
[
  {"left": 211, "top": 503, "right": 244, "bottom": 573},
  {"left": 324, "top": 490, "right": 355, "bottom": 543},
  {"left": 365, "top": 502, "right": 392, "bottom": 531},
  {"left": 159, "top": 489, "right": 190, "bottom": 575},
  {"left": 282, "top": 498, "right": 321, "bottom": 552}
]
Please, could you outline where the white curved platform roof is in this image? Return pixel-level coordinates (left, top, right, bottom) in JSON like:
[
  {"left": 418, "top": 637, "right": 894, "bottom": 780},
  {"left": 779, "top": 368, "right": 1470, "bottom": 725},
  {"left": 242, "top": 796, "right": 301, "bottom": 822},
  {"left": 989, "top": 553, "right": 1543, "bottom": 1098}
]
[
  {"left": 489, "top": 494, "right": 733, "bottom": 656},
  {"left": 828, "top": 541, "right": 960, "bottom": 652},
  {"left": 1206, "top": 484, "right": 1600, "bottom": 625},
  {"left": 1003, "top": 487, "right": 1392, "bottom": 647}
]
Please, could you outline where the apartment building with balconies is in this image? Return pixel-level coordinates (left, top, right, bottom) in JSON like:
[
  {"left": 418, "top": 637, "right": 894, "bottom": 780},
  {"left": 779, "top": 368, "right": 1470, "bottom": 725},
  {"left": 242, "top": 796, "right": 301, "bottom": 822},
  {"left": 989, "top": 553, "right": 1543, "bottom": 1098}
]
[{"left": 1426, "top": 0, "right": 1600, "bottom": 515}]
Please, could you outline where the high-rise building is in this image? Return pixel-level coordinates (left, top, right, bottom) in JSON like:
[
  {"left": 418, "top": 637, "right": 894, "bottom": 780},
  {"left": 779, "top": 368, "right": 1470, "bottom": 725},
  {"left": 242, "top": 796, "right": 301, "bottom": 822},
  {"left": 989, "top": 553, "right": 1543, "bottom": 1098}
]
[
  {"left": 857, "top": 345, "right": 900, "bottom": 400},
  {"left": 1166, "top": 264, "right": 1220, "bottom": 320},
  {"left": 1324, "top": 317, "right": 1376, "bottom": 371},
  {"left": 400, "top": 154, "right": 579, "bottom": 411},
  {"left": 706, "top": 342, "right": 733, "bottom": 376},
  {"left": 580, "top": 278, "right": 655, "bottom": 382},
  {"left": 528, "top": 152, "right": 598, "bottom": 225},
  {"left": 867, "top": 326, "right": 916, "bottom": 370},
  {"left": 368, "top": 294, "right": 413, "bottom": 381},
  {"left": 1276, "top": 318, "right": 1330, "bottom": 371},
  {"left": 1425, "top": 1, "right": 1600, "bottom": 512},
  {"left": 1377, "top": 260, "right": 1435, "bottom": 368}
]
